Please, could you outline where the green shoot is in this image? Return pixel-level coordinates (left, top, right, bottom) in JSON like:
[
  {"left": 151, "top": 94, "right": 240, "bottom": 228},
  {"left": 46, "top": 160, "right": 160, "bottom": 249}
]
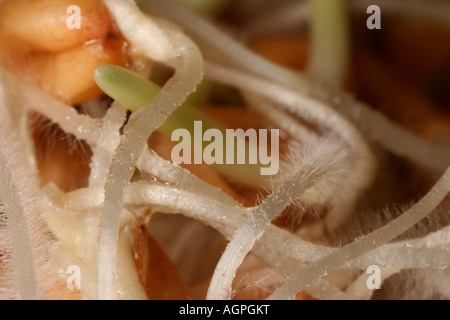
[
  {"left": 94, "top": 65, "right": 269, "bottom": 189},
  {"left": 177, "top": 0, "right": 230, "bottom": 16},
  {"left": 307, "top": 0, "right": 350, "bottom": 88}
]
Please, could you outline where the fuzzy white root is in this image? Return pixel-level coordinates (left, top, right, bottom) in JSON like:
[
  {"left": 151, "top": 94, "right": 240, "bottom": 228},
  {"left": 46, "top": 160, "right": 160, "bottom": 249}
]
[
  {"left": 143, "top": 0, "right": 450, "bottom": 173},
  {"left": 137, "top": 148, "right": 239, "bottom": 206},
  {"left": 98, "top": 0, "right": 204, "bottom": 299},
  {"left": 207, "top": 137, "right": 350, "bottom": 299},
  {"left": 269, "top": 166, "right": 450, "bottom": 300},
  {"left": 205, "top": 62, "right": 375, "bottom": 230},
  {"left": 0, "top": 73, "right": 39, "bottom": 300},
  {"left": 1, "top": 0, "right": 448, "bottom": 301},
  {"left": 3, "top": 72, "right": 127, "bottom": 187}
]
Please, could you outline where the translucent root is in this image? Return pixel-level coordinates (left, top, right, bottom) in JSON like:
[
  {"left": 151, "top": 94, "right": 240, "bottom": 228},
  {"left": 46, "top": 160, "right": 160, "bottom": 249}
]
[
  {"left": 206, "top": 137, "right": 351, "bottom": 299},
  {"left": 97, "top": 0, "right": 204, "bottom": 299},
  {"left": 205, "top": 62, "right": 376, "bottom": 230},
  {"left": 145, "top": 0, "right": 450, "bottom": 172},
  {"left": 269, "top": 166, "right": 450, "bottom": 300}
]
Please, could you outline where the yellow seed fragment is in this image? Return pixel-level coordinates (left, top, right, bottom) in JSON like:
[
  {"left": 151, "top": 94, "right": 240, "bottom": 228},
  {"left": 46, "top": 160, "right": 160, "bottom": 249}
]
[
  {"left": 0, "top": 0, "right": 111, "bottom": 57},
  {"left": 21, "top": 38, "right": 126, "bottom": 105}
]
